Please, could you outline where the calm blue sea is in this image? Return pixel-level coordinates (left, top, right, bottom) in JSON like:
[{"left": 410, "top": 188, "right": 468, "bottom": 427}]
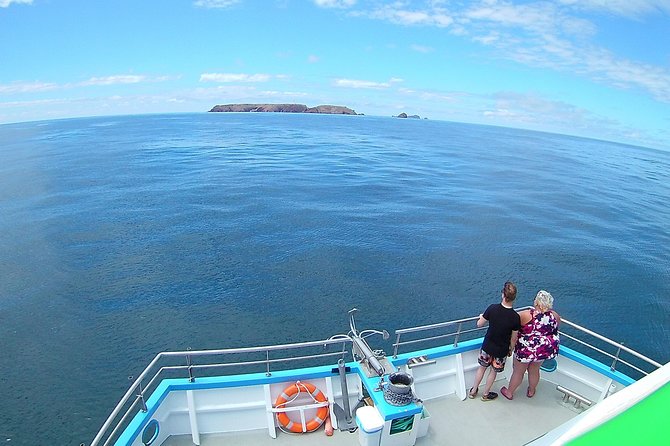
[{"left": 0, "top": 113, "right": 669, "bottom": 444}]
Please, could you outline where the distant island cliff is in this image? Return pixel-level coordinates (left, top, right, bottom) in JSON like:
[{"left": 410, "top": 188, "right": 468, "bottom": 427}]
[{"left": 209, "top": 104, "right": 359, "bottom": 115}]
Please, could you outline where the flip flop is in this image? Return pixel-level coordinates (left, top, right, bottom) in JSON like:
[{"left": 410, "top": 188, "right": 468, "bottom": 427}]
[
  {"left": 500, "top": 386, "right": 513, "bottom": 400},
  {"left": 468, "top": 387, "right": 478, "bottom": 399},
  {"left": 527, "top": 387, "right": 535, "bottom": 398}
]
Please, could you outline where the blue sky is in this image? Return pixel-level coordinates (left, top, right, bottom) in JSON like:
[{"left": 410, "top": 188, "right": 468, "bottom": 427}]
[{"left": 1, "top": 0, "right": 669, "bottom": 150}]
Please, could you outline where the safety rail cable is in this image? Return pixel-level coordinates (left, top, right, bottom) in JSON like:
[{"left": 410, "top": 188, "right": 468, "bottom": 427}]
[
  {"left": 392, "top": 314, "right": 484, "bottom": 357},
  {"left": 90, "top": 336, "right": 351, "bottom": 446},
  {"left": 392, "top": 312, "right": 662, "bottom": 373},
  {"left": 393, "top": 327, "right": 482, "bottom": 350},
  {"left": 559, "top": 319, "right": 662, "bottom": 371},
  {"left": 558, "top": 332, "right": 650, "bottom": 376}
]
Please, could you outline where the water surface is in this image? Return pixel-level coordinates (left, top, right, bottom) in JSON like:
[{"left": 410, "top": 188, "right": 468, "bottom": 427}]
[{"left": 0, "top": 113, "right": 668, "bottom": 444}]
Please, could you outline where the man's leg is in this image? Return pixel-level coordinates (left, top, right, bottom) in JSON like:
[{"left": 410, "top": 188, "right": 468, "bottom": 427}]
[
  {"left": 470, "top": 365, "right": 487, "bottom": 397},
  {"left": 483, "top": 368, "right": 497, "bottom": 395}
]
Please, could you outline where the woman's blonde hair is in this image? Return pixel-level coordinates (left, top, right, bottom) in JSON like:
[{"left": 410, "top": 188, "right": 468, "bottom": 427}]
[{"left": 534, "top": 290, "right": 554, "bottom": 312}]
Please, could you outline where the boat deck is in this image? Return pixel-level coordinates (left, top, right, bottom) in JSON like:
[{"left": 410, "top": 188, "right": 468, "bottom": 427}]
[{"left": 163, "top": 378, "right": 581, "bottom": 446}]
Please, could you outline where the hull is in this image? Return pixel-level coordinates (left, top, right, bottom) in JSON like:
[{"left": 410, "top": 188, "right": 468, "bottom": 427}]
[{"left": 90, "top": 311, "right": 665, "bottom": 446}]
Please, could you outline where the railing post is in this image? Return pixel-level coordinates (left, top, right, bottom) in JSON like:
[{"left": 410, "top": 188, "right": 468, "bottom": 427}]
[
  {"left": 187, "top": 347, "right": 194, "bottom": 383},
  {"left": 266, "top": 350, "right": 271, "bottom": 376},
  {"left": 453, "top": 322, "right": 462, "bottom": 347},
  {"left": 611, "top": 343, "right": 623, "bottom": 371},
  {"left": 392, "top": 333, "right": 401, "bottom": 358},
  {"left": 130, "top": 376, "right": 148, "bottom": 413}
]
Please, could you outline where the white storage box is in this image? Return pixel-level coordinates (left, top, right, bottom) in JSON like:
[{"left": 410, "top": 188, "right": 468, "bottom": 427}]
[{"left": 356, "top": 406, "right": 385, "bottom": 446}]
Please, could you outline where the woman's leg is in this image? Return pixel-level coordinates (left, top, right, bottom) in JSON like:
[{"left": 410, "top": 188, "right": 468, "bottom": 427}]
[
  {"left": 527, "top": 361, "right": 542, "bottom": 396},
  {"left": 507, "top": 358, "right": 529, "bottom": 396}
]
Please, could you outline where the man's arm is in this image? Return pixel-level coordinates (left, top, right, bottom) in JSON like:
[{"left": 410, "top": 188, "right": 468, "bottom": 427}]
[
  {"left": 509, "top": 330, "right": 518, "bottom": 356},
  {"left": 477, "top": 313, "right": 487, "bottom": 327}
]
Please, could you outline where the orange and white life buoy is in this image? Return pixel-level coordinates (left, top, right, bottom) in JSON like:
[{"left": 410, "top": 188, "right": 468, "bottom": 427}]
[{"left": 275, "top": 381, "right": 329, "bottom": 433}]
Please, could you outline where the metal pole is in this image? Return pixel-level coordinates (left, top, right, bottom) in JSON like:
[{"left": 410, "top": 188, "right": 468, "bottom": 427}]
[
  {"left": 187, "top": 348, "right": 194, "bottom": 383},
  {"left": 338, "top": 359, "right": 352, "bottom": 424},
  {"left": 136, "top": 379, "right": 147, "bottom": 413},
  {"left": 611, "top": 344, "right": 622, "bottom": 371},
  {"left": 453, "top": 322, "right": 462, "bottom": 347},
  {"left": 393, "top": 333, "right": 401, "bottom": 359}
]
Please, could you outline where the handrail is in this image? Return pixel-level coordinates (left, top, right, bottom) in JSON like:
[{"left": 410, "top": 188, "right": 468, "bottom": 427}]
[
  {"left": 559, "top": 319, "right": 662, "bottom": 369},
  {"left": 92, "top": 309, "right": 663, "bottom": 446},
  {"left": 90, "top": 336, "right": 352, "bottom": 446},
  {"left": 391, "top": 310, "right": 661, "bottom": 375}
]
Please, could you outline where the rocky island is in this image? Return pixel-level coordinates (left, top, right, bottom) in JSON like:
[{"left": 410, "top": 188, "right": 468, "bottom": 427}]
[{"left": 209, "top": 104, "right": 358, "bottom": 115}]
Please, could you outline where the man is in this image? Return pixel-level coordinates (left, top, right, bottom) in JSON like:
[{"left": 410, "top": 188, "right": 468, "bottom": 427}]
[{"left": 469, "top": 281, "right": 521, "bottom": 401}]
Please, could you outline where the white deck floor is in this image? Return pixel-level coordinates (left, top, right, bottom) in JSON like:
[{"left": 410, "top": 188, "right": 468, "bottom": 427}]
[{"left": 163, "top": 378, "right": 583, "bottom": 446}]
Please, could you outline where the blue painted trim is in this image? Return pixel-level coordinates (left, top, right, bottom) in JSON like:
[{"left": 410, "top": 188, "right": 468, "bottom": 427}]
[
  {"left": 558, "top": 346, "right": 635, "bottom": 386},
  {"left": 390, "top": 338, "right": 482, "bottom": 367},
  {"left": 389, "top": 338, "right": 635, "bottom": 386},
  {"left": 357, "top": 369, "right": 423, "bottom": 421},
  {"left": 114, "top": 363, "right": 351, "bottom": 446},
  {"left": 115, "top": 338, "right": 636, "bottom": 445}
]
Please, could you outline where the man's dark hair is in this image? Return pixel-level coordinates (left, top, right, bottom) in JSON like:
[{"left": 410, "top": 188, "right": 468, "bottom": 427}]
[{"left": 503, "top": 281, "right": 517, "bottom": 302}]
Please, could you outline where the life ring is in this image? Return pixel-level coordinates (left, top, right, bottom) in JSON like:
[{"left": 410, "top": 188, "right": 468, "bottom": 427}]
[{"left": 275, "top": 381, "right": 329, "bottom": 433}]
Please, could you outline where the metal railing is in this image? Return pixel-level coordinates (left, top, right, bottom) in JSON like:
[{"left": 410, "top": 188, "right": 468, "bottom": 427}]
[
  {"left": 392, "top": 308, "right": 662, "bottom": 376},
  {"left": 90, "top": 336, "right": 353, "bottom": 446},
  {"left": 91, "top": 309, "right": 663, "bottom": 446},
  {"left": 392, "top": 314, "right": 484, "bottom": 358},
  {"left": 557, "top": 319, "right": 662, "bottom": 375}
]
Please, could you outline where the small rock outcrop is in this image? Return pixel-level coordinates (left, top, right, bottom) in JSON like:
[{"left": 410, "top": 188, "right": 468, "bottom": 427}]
[
  {"left": 396, "top": 113, "right": 421, "bottom": 119},
  {"left": 209, "top": 104, "right": 357, "bottom": 115}
]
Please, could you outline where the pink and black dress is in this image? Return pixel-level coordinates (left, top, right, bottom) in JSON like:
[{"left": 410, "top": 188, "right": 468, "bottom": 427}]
[{"left": 514, "top": 308, "right": 559, "bottom": 363}]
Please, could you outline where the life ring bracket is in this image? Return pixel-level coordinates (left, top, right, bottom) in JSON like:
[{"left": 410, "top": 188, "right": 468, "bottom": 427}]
[{"left": 270, "top": 401, "right": 330, "bottom": 412}]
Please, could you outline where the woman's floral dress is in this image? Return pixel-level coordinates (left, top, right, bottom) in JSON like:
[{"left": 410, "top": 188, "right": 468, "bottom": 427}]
[{"left": 514, "top": 308, "right": 559, "bottom": 363}]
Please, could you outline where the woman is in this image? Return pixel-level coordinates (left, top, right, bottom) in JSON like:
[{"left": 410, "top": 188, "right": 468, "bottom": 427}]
[{"left": 500, "top": 290, "right": 560, "bottom": 400}]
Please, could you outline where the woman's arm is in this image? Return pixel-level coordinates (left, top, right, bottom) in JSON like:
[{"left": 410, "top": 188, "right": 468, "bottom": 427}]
[{"left": 509, "top": 330, "right": 518, "bottom": 356}]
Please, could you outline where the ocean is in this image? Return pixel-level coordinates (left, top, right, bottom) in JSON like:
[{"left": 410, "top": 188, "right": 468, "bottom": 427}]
[{"left": 0, "top": 113, "right": 668, "bottom": 445}]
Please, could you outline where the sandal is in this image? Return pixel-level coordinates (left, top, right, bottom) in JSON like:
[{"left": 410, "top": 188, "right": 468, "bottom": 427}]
[
  {"left": 500, "top": 386, "right": 513, "bottom": 400},
  {"left": 468, "top": 387, "right": 478, "bottom": 399},
  {"left": 481, "top": 392, "right": 498, "bottom": 401},
  {"left": 527, "top": 387, "right": 535, "bottom": 398}
]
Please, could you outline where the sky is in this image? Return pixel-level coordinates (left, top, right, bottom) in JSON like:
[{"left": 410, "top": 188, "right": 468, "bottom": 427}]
[{"left": 1, "top": 0, "right": 670, "bottom": 151}]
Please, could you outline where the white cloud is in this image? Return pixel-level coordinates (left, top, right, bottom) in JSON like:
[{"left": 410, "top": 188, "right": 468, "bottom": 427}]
[
  {"left": 348, "top": 0, "right": 670, "bottom": 104},
  {"left": 199, "top": 73, "right": 272, "bottom": 83},
  {"left": 410, "top": 44, "right": 434, "bottom": 53},
  {"left": 308, "top": 55, "right": 320, "bottom": 63},
  {"left": 558, "top": 0, "right": 670, "bottom": 18},
  {"left": 260, "top": 90, "right": 309, "bottom": 97},
  {"left": 0, "top": 98, "right": 65, "bottom": 108},
  {"left": 366, "top": 6, "right": 454, "bottom": 27},
  {"left": 462, "top": 1, "right": 595, "bottom": 37},
  {"left": 0, "top": 81, "right": 59, "bottom": 94},
  {"left": 473, "top": 32, "right": 500, "bottom": 45},
  {"left": 0, "top": 75, "right": 175, "bottom": 95},
  {"left": 80, "top": 75, "right": 147, "bottom": 86},
  {"left": 582, "top": 49, "right": 670, "bottom": 103},
  {"left": 313, "top": 0, "right": 356, "bottom": 8},
  {"left": 333, "top": 78, "right": 391, "bottom": 89},
  {"left": 193, "top": 0, "right": 239, "bottom": 9},
  {"left": 0, "top": 0, "right": 32, "bottom": 7}
]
